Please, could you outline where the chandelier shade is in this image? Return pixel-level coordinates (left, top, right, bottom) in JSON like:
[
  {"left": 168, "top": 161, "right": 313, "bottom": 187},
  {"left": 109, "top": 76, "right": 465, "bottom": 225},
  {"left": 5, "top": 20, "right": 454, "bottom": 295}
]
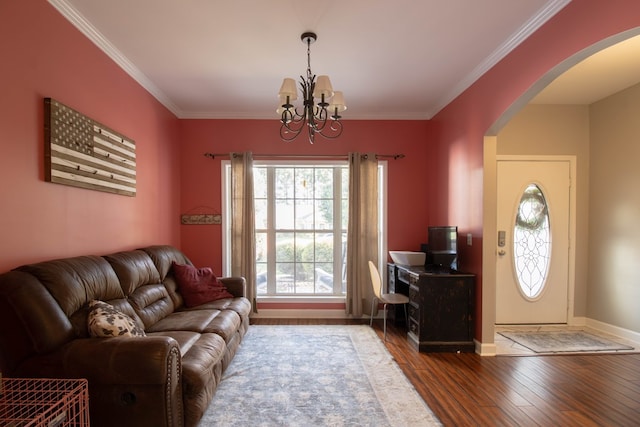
[
  {"left": 278, "top": 78, "right": 298, "bottom": 101},
  {"left": 329, "top": 91, "right": 347, "bottom": 114},
  {"left": 312, "top": 75, "right": 334, "bottom": 100},
  {"left": 277, "top": 32, "right": 345, "bottom": 144}
]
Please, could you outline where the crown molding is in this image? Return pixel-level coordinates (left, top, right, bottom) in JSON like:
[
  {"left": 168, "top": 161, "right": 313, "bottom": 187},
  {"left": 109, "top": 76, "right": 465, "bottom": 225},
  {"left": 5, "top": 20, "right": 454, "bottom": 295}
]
[
  {"left": 426, "top": 0, "right": 572, "bottom": 119},
  {"left": 48, "top": 0, "right": 571, "bottom": 121},
  {"left": 180, "top": 111, "right": 429, "bottom": 120},
  {"left": 48, "top": 0, "right": 183, "bottom": 117}
]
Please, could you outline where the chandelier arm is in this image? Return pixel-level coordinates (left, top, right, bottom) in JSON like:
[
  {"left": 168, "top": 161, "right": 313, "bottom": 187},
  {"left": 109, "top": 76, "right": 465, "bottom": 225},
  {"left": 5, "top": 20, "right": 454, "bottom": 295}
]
[
  {"left": 280, "top": 108, "right": 294, "bottom": 125},
  {"left": 305, "top": 105, "right": 330, "bottom": 135},
  {"left": 280, "top": 106, "right": 310, "bottom": 141},
  {"left": 281, "top": 106, "right": 306, "bottom": 128},
  {"left": 281, "top": 131, "right": 300, "bottom": 142},
  {"left": 281, "top": 117, "right": 304, "bottom": 141},
  {"left": 284, "top": 112, "right": 343, "bottom": 142},
  {"left": 280, "top": 125, "right": 301, "bottom": 142},
  {"left": 327, "top": 119, "right": 343, "bottom": 136},
  {"left": 316, "top": 106, "right": 328, "bottom": 123},
  {"left": 316, "top": 119, "right": 343, "bottom": 140}
]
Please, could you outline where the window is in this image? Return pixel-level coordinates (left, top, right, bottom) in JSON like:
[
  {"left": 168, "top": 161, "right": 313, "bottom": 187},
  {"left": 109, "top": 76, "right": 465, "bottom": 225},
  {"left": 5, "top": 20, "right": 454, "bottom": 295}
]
[
  {"left": 222, "top": 160, "right": 387, "bottom": 298},
  {"left": 254, "top": 164, "right": 348, "bottom": 295},
  {"left": 513, "top": 183, "right": 551, "bottom": 299}
]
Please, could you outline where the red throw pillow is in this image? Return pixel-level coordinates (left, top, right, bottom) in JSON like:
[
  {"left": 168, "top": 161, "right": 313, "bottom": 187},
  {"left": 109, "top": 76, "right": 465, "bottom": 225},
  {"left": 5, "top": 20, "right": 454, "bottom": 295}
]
[{"left": 172, "top": 262, "right": 234, "bottom": 307}]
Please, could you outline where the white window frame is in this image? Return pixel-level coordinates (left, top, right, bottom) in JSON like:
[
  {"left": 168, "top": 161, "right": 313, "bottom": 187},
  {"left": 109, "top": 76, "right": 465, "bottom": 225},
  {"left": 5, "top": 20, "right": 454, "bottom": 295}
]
[{"left": 221, "top": 159, "right": 388, "bottom": 302}]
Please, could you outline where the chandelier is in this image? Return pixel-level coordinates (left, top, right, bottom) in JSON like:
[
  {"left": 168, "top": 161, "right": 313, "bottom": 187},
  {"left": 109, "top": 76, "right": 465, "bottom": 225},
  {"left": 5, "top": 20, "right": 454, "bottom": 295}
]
[{"left": 278, "top": 32, "right": 346, "bottom": 144}]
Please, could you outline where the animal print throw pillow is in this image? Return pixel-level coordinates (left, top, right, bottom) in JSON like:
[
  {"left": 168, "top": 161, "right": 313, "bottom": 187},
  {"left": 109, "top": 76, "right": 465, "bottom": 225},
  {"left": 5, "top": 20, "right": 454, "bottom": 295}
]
[{"left": 87, "top": 300, "right": 146, "bottom": 338}]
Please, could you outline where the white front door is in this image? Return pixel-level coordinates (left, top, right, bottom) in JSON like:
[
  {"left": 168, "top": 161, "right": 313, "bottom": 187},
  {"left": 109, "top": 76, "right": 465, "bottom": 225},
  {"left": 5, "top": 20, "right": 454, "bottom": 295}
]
[{"left": 496, "top": 160, "right": 571, "bottom": 324}]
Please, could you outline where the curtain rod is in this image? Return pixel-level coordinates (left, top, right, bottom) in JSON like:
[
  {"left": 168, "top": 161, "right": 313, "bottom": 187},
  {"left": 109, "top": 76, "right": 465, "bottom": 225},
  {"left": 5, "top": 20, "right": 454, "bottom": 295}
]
[{"left": 203, "top": 152, "right": 405, "bottom": 160}]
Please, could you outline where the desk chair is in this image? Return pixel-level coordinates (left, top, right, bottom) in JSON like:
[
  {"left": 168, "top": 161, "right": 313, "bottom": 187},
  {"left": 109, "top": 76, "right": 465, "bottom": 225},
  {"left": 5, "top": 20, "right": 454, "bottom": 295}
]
[{"left": 368, "top": 261, "right": 409, "bottom": 341}]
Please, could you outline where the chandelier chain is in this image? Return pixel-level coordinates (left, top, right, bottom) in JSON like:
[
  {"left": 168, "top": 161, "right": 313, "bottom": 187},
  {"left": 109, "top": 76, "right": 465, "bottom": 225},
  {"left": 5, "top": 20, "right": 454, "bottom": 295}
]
[{"left": 307, "top": 37, "right": 312, "bottom": 81}]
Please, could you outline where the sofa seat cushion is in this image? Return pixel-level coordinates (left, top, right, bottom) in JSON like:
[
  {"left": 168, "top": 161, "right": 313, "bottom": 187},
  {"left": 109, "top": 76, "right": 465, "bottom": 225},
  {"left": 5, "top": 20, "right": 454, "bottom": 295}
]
[
  {"left": 182, "top": 297, "right": 251, "bottom": 318},
  {"left": 146, "top": 309, "right": 241, "bottom": 342},
  {"left": 147, "top": 331, "right": 225, "bottom": 394}
]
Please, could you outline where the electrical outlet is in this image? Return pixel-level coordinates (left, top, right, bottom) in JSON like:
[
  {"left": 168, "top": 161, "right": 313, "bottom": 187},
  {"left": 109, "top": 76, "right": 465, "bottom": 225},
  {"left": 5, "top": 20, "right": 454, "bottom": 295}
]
[{"left": 467, "top": 233, "right": 473, "bottom": 246}]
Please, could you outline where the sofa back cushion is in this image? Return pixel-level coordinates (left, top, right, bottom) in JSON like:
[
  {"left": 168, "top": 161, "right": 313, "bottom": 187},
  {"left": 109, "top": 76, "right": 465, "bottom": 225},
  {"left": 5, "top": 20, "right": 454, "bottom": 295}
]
[
  {"left": 17, "top": 256, "right": 126, "bottom": 338},
  {"left": 140, "top": 245, "right": 193, "bottom": 309},
  {"left": 104, "top": 250, "right": 175, "bottom": 329},
  {"left": 0, "top": 271, "right": 75, "bottom": 373},
  {"left": 18, "top": 255, "right": 124, "bottom": 314}
]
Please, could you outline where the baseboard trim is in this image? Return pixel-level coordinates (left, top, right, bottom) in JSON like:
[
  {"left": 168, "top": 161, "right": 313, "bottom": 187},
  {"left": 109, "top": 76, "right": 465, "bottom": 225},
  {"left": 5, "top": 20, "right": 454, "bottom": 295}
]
[
  {"left": 477, "top": 339, "right": 497, "bottom": 356},
  {"left": 568, "top": 315, "right": 587, "bottom": 327},
  {"left": 585, "top": 318, "right": 640, "bottom": 349},
  {"left": 252, "top": 309, "right": 367, "bottom": 320}
]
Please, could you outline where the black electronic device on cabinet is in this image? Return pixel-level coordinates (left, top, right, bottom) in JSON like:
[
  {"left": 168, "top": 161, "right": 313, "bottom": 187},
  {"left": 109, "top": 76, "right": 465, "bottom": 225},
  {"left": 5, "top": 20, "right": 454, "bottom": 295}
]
[{"left": 427, "top": 226, "right": 458, "bottom": 271}]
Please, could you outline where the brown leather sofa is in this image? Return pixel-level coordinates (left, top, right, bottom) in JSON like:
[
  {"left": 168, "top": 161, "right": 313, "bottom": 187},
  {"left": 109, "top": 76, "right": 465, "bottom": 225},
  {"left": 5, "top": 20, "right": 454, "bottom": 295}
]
[{"left": 0, "top": 245, "right": 251, "bottom": 427}]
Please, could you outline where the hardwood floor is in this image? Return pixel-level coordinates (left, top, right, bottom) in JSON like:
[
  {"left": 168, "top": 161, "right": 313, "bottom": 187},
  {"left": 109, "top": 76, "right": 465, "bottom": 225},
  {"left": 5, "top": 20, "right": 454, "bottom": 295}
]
[{"left": 251, "top": 318, "right": 640, "bottom": 426}]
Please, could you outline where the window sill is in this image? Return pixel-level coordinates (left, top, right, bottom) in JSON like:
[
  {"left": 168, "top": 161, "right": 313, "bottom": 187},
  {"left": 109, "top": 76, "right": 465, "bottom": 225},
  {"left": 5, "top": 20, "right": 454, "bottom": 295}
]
[{"left": 256, "top": 296, "right": 346, "bottom": 304}]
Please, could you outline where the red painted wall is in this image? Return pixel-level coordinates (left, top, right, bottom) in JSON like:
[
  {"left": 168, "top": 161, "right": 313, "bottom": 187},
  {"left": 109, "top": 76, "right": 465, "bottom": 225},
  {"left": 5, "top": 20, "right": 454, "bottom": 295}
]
[
  {"left": 179, "top": 1, "right": 640, "bottom": 328},
  {"left": 178, "top": 119, "right": 434, "bottom": 271},
  {"left": 431, "top": 0, "right": 640, "bottom": 338},
  {"left": 0, "top": 1, "right": 181, "bottom": 271},
  {"left": 5, "top": 0, "right": 640, "bottom": 338}
]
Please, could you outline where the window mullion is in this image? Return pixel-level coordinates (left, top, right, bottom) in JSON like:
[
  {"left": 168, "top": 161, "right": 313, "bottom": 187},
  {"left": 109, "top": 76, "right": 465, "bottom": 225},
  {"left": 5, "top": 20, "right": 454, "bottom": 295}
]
[
  {"left": 266, "top": 167, "right": 277, "bottom": 295},
  {"left": 332, "top": 167, "right": 342, "bottom": 294}
]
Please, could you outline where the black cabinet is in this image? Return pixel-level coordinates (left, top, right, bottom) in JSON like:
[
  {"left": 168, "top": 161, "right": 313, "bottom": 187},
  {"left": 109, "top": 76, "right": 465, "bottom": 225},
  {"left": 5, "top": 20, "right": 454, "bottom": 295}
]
[{"left": 389, "top": 264, "right": 475, "bottom": 353}]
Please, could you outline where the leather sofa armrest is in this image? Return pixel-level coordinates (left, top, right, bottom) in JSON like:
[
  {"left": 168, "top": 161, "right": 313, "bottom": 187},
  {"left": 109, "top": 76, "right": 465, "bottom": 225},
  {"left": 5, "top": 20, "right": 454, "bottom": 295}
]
[
  {"left": 219, "top": 276, "right": 246, "bottom": 298},
  {"left": 17, "top": 336, "right": 180, "bottom": 384},
  {"left": 66, "top": 336, "right": 180, "bottom": 384},
  {"left": 17, "top": 336, "right": 183, "bottom": 427}
]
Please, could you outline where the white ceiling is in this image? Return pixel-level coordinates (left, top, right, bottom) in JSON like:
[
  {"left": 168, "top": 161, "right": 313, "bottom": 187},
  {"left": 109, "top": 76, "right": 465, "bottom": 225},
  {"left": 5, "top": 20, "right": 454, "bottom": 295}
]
[{"left": 50, "top": 0, "right": 640, "bottom": 120}]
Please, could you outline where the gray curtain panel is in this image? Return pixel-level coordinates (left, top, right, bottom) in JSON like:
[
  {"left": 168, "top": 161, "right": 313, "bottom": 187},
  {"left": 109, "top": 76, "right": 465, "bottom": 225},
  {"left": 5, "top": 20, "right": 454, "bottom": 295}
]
[
  {"left": 231, "top": 152, "right": 257, "bottom": 313},
  {"left": 346, "top": 152, "right": 379, "bottom": 317}
]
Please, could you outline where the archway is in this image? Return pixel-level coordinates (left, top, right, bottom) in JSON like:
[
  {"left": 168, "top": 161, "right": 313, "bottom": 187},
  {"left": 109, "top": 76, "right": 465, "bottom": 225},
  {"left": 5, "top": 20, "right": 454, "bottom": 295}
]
[{"left": 480, "top": 29, "right": 640, "bottom": 356}]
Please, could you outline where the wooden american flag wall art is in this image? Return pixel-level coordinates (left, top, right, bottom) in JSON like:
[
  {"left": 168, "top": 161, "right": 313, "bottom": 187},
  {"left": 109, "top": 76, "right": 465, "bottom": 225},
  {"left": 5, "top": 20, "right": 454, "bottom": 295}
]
[{"left": 44, "top": 98, "right": 136, "bottom": 196}]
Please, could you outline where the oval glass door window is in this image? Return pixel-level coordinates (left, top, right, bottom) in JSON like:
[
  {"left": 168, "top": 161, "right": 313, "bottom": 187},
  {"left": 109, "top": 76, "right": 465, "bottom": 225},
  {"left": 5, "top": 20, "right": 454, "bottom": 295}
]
[{"left": 513, "top": 183, "right": 551, "bottom": 299}]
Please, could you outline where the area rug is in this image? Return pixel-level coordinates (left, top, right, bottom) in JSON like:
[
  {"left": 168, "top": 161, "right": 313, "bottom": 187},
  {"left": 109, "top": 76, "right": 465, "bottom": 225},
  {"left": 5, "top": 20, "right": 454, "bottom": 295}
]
[
  {"left": 199, "top": 325, "right": 441, "bottom": 426},
  {"left": 498, "top": 330, "right": 635, "bottom": 354}
]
